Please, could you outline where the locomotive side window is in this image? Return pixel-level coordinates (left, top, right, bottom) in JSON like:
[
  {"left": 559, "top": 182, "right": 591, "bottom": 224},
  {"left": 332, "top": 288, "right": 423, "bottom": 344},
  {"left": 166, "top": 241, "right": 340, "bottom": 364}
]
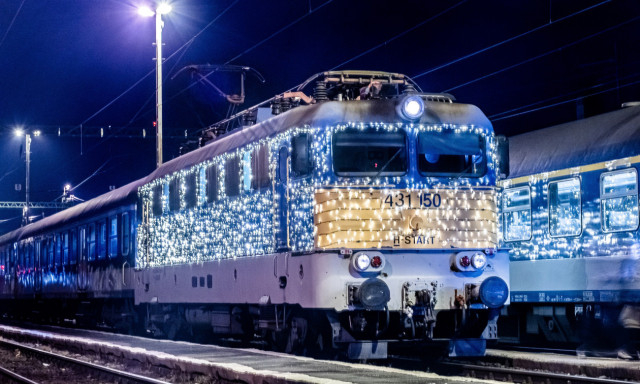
[
  {"left": 291, "top": 133, "right": 312, "bottom": 178},
  {"left": 600, "top": 168, "right": 639, "bottom": 232},
  {"left": 87, "top": 223, "right": 96, "bottom": 261},
  {"left": 108, "top": 216, "right": 118, "bottom": 258},
  {"left": 548, "top": 178, "right": 582, "bottom": 237},
  {"left": 169, "top": 177, "right": 180, "bottom": 212},
  {"left": 332, "top": 129, "right": 407, "bottom": 176},
  {"left": 152, "top": 184, "right": 163, "bottom": 216},
  {"left": 184, "top": 172, "right": 197, "bottom": 209},
  {"left": 121, "top": 213, "right": 130, "bottom": 257},
  {"left": 251, "top": 145, "right": 270, "bottom": 189},
  {"left": 417, "top": 131, "right": 486, "bottom": 177},
  {"left": 205, "top": 165, "right": 218, "bottom": 203},
  {"left": 242, "top": 152, "right": 252, "bottom": 192},
  {"left": 225, "top": 157, "right": 240, "bottom": 197}
]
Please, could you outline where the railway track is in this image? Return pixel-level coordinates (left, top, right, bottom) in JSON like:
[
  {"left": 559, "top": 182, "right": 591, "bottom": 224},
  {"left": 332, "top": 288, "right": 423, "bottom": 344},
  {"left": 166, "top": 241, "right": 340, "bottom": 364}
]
[
  {"left": 436, "top": 360, "right": 634, "bottom": 384},
  {"left": 0, "top": 338, "right": 170, "bottom": 384}
]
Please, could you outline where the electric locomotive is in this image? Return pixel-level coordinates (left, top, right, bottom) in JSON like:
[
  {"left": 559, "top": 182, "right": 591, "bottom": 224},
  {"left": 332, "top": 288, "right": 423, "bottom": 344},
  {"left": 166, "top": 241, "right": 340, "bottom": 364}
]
[
  {"left": 499, "top": 103, "right": 640, "bottom": 346},
  {"left": 0, "top": 71, "right": 510, "bottom": 359},
  {"left": 134, "top": 71, "right": 510, "bottom": 358}
]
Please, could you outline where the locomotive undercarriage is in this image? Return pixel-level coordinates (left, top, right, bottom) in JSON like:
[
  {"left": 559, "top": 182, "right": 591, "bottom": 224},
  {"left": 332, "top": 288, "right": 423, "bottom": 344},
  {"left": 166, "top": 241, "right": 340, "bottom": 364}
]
[{"left": 139, "top": 300, "right": 497, "bottom": 359}]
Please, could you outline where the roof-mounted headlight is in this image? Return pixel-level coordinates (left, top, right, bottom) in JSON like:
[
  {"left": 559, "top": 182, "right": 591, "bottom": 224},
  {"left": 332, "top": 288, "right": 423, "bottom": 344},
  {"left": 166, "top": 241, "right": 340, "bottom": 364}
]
[{"left": 398, "top": 95, "right": 425, "bottom": 121}]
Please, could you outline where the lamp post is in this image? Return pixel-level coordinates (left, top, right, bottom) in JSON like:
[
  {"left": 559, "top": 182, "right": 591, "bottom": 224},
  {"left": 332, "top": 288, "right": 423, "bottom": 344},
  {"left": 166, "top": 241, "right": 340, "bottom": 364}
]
[
  {"left": 138, "top": 3, "right": 172, "bottom": 168},
  {"left": 15, "top": 128, "right": 41, "bottom": 225}
]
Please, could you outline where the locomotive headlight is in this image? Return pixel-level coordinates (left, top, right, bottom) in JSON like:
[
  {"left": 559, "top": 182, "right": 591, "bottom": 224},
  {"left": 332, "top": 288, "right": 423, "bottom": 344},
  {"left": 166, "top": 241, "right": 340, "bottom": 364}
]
[
  {"left": 398, "top": 95, "right": 425, "bottom": 121},
  {"left": 353, "top": 252, "right": 371, "bottom": 272},
  {"left": 471, "top": 253, "right": 487, "bottom": 269},
  {"left": 479, "top": 276, "right": 509, "bottom": 308}
]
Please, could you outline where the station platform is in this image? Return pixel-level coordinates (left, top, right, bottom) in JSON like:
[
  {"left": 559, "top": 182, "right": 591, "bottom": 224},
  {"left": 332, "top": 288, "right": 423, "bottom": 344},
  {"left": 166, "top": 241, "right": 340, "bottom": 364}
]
[{"left": 0, "top": 324, "right": 493, "bottom": 384}]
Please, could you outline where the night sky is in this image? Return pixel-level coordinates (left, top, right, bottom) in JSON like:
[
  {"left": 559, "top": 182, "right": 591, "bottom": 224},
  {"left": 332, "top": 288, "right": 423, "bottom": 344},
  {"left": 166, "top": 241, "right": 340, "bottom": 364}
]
[{"left": 1, "top": 0, "right": 639, "bottom": 232}]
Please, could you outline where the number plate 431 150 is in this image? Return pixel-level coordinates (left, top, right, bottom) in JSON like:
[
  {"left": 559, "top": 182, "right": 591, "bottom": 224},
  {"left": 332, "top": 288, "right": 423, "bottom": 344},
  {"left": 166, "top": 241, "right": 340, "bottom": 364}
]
[{"left": 382, "top": 191, "right": 442, "bottom": 209}]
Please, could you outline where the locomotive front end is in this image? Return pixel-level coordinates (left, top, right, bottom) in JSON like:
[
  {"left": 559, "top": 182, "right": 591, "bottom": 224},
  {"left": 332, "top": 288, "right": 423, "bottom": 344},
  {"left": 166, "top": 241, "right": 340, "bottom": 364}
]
[{"left": 303, "top": 90, "right": 509, "bottom": 358}]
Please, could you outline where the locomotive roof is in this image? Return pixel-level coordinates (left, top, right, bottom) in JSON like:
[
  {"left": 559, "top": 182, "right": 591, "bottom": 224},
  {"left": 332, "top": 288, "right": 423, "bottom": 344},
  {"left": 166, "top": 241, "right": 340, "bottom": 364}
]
[
  {"left": 508, "top": 105, "right": 640, "bottom": 178},
  {"left": 0, "top": 98, "right": 490, "bottom": 246},
  {"left": 144, "top": 99, "right": 492, "bottom": 182}
]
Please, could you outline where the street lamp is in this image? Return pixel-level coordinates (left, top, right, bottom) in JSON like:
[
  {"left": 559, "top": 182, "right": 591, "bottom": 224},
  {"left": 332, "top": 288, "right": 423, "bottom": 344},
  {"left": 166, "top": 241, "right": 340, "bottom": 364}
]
[
  {"left": 14, "top": 128, "right": 41, "bottom": 225},
  {"left": 138, "top": 2, "right": 172, "bottom": 168}
]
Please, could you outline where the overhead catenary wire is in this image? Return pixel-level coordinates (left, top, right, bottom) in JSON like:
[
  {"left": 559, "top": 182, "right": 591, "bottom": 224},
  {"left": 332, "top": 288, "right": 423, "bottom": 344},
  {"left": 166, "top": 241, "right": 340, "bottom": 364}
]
[{"left": 0, "top": 0, "right": 25, "bottom": 50}]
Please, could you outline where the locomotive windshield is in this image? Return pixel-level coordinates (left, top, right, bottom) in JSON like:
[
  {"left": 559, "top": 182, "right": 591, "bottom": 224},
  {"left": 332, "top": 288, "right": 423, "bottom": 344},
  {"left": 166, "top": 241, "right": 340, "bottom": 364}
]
[
  {"left": 332, "top": 129, "right": 407, "bottom": 177},
  {"left": 417, "top": 131, "right": 486, "bottom": 177}
]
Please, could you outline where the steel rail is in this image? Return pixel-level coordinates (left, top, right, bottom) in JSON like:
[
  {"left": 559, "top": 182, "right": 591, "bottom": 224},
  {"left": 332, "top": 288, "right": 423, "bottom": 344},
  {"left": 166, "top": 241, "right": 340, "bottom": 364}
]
[
  {"left": 438, "top": 361, "right": 634, "bottom": 384},
  {"left": 0, "top": 364, "right": 40, "bottom": 384},
  {"left": 0, "top": 339, "right": 170, "bottom": 384}
]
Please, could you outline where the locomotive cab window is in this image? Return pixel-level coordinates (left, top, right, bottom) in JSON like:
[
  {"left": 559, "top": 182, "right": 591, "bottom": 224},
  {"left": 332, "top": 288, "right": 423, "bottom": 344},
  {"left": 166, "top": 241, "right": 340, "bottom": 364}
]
[
  {"left": 548, "top": 178, "right": 582, "bottom": 237},
  {"left": 291, "top": 133, "right": 312, "bottom": 178},
  {"left": 503, "top": 186, "right": 532, "bottom": 241},
  {"left": 600, "top": 168, "right": 639, "bottom": 232},
  {"left": 332, "top": 129, "right": 407, "bottom": 177},
  {"left": 417, "top": 131, "right": 486, "bottom": 177}
]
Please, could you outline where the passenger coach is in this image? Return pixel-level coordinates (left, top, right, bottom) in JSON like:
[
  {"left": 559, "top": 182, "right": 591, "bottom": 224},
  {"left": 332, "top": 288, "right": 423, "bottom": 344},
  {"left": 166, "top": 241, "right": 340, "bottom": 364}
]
[{"left": 500, "top": 104, "right": 640, "bottom": 345}]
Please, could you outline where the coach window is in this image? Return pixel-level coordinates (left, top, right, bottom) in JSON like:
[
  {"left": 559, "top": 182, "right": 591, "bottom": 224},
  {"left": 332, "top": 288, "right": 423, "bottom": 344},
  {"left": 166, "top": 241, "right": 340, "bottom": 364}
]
[
  {"left": 503, "top": 187, "right": 532, "bottom": 241},
  {"left": 87, "top": 223, "right": 96, "bottom": 261},
  {"left": 63, "top": 232, "right": 69, "bottom": 265},
  {"left": 417, "top": 131, "right": 486, "bottom": 177},
  {"left": 291, "top": 133, "right": 313, "bottom": 178},
  {"left": 205, "top": 165, "right": 218, "bottom": 203},
  {"left": 601, "top": 168, "right": 639, "bottom": 232},
  {"left": 184, "top": 172, "right": 197, "bottom": 209},
  {"left": 27, "top": 243, "right": 33, "bottom": 271},
  {"left": 54, "top": 233, "right": 62, "bottom": 267},
  {"left": 252, "top": 145, "right": 270, "bottom": 189},
  {"left": 225, "top": 156, "right": 240, "bottom": 197},
  {"left": 333, "top": 129, "right": 407, "bottom": 177},
  {"left": 108, "top": 216, "right": 118, "bottom": 258},
  {"left": 152, "top": 184, "right": 163, "bottom": 216},
  {"left": 97, "top": 220, "right": 107, "bottom": 259},
  {"left": 70, "top": 229, "right": 77, "bottom": 265},
  {"left": 548, "top": 178, "right": 582, "bottom": 237},
  {"left": 121, "top": 213, "right": 130, "bottom": 256},
  {"left": 169, "top": 177, "right": 180, "bottom": 212},
  {"left": 47, "top": 238, "right": 54, "bottom": 268}
]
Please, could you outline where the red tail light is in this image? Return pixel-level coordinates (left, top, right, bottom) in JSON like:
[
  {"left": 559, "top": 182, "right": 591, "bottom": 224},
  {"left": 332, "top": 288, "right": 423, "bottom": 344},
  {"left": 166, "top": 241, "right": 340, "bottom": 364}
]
[{"left": 370, "top": 256, "right": 383, "bottom": 268}]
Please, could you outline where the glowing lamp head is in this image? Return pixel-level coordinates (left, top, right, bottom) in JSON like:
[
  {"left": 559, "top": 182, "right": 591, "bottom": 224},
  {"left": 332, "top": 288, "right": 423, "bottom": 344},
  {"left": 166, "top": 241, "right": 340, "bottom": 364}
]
[
  {"left": 398, "top": 95, "right": 425, "bottom": 121},
  {"left": 471, "top": 253, "right": 487, "bottom": 269},
  {"left": 14, "top": 127, "right": 24, "bottom": 137},
  {"left": 353, "top": 252, "right": 371, "bottom": 272},
  {"left": 157, "top": 3, "right": 172, "bottom": 14},
  {"left": 137, "top": 5, "right": 155, "bottom": 17}
]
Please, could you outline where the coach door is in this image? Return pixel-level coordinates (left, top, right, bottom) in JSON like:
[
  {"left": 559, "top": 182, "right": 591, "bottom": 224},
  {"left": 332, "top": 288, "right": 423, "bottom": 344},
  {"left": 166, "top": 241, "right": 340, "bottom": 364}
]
[
  {"left": 275, "top": 146, "right": 290, "bottom": 251},
  {"left": 77, "top": 226, "right": 88, "bottom": 291}
]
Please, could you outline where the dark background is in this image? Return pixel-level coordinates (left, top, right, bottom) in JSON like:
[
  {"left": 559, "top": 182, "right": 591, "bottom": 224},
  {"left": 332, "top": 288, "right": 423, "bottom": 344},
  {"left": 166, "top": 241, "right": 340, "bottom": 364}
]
[{"left": 1, "top": 0, "right": 639, "bottom": 232}]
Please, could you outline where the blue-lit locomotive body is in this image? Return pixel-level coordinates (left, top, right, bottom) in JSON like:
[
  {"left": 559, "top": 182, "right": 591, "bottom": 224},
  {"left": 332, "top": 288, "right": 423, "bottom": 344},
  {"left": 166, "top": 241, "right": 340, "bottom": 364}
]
[
  {"left": 0, "top": 71, "right": 509, "bottom": 358},
  {"left": 500, "top": 105, "right": 640, "bottom": 345}
]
